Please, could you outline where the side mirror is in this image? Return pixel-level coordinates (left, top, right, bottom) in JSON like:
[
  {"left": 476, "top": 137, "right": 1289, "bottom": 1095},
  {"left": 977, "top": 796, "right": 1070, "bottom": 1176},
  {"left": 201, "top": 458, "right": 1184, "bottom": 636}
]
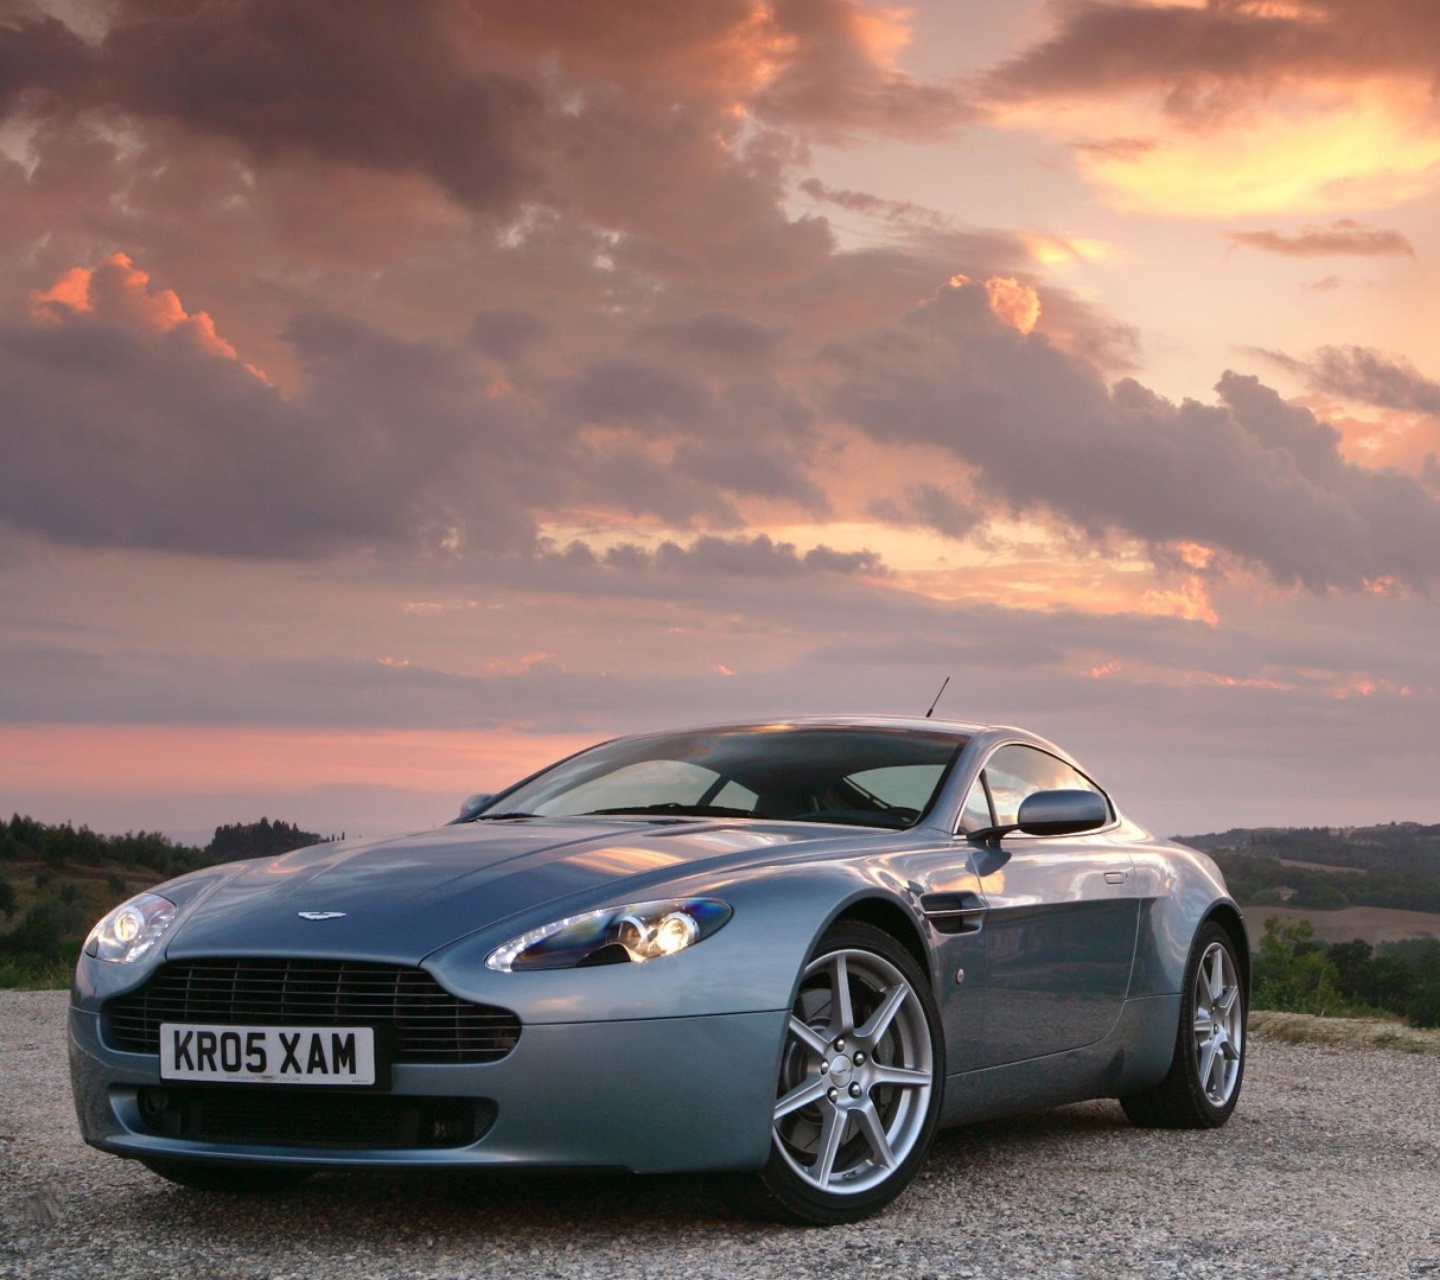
[
  {"left": 1016, "top": 789, "right": 1108, "bottom": 837},
  {"left": 450, "top": 793, "right": 494, "bottom": 824}
]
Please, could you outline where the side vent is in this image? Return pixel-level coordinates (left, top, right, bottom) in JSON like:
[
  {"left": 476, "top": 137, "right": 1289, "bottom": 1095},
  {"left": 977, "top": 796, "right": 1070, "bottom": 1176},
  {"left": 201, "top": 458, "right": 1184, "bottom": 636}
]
[{"left": 920, "top": 892, "right": 987, "bottom": 935}]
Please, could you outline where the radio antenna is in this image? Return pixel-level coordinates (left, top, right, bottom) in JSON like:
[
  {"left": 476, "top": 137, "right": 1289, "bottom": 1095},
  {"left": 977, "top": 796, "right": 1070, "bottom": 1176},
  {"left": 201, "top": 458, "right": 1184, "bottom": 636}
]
[{"left": 924, "top": 676, "right": 951, "bottom": 719}]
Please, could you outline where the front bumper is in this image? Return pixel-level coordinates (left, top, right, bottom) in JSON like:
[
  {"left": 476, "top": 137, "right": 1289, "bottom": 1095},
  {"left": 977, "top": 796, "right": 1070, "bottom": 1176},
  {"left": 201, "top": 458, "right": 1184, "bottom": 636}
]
[{"left": 70, "top": 1003, "right": 785, "bottom": 1174}]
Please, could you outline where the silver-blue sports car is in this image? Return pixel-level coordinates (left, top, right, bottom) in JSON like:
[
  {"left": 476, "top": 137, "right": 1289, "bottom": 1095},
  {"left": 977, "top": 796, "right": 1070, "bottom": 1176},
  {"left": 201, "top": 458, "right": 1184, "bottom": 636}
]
[{"left": 70, "top": 717, "right": 1248, "bottom": 1223}]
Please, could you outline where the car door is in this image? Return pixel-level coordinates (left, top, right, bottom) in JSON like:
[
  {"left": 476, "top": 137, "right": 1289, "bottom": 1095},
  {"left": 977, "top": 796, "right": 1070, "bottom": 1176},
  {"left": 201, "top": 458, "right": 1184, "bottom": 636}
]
[{"left": 965, "top": 744, "right": 1139, "bottom": 1068}]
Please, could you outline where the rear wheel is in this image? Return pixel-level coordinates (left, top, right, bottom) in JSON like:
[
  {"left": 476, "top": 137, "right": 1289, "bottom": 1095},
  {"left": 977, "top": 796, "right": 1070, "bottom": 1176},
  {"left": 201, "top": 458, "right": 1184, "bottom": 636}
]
[
  {"left": 1122, "top": 921, "right": 1246, "bottom": 1128},
  {"left": 735, "top": 921, "right": 944, "bottom": 1224},
  {"left": 140, "top": 1158, "right": 312, "bottom": 1194}
]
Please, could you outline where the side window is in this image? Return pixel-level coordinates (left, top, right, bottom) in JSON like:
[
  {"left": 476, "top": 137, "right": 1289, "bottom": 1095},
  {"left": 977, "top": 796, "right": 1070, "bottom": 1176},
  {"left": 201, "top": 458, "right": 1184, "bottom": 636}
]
[
  {"left": 959, "top": 777, "right": 993, "bottom": 832},
  {"left": 982, "top": 744, "right": 1108, "bottom": 829}
]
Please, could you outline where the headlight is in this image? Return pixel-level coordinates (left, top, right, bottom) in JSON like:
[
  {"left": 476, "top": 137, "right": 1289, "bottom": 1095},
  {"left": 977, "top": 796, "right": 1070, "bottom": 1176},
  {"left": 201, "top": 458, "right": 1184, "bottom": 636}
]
[
  {"left": 486, "top": 898, "right": 732, "bottom": 972},
  {"left": 84, "top": 892, "right": 177, "bottom": 963}
]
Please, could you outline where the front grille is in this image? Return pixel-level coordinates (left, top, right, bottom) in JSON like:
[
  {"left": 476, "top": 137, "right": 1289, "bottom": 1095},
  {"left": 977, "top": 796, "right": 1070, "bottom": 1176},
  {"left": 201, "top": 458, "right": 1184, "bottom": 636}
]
[
  {"left": 104, "top": 959, "right": 521, "bottom": 1064},
  {"left": 136, "top": 1086, "right": 494, "bottom": 1149}
]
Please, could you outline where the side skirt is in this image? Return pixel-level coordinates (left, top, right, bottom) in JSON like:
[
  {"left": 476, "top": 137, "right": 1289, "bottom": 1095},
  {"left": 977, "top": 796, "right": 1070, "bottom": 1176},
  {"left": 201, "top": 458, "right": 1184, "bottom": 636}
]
[{"left": 937, "top": 994, "right": 1180, "bottom": 1127}]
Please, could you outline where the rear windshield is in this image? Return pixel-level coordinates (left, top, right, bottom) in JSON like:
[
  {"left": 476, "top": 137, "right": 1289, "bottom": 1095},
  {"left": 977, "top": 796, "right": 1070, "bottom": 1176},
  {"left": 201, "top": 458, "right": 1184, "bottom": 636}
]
[{"left": 478, "top": 726, "right": 967, "bottom": 831}]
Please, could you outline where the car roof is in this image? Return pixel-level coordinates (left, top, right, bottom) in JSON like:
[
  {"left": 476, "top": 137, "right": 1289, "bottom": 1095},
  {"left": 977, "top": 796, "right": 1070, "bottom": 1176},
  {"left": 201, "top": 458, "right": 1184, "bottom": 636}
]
[
  {"left": 628, "top": 714, "right": 997, "bottom": 739},
  {"left": 617, "top": 717, "right": 1080, "bottom": 772}
]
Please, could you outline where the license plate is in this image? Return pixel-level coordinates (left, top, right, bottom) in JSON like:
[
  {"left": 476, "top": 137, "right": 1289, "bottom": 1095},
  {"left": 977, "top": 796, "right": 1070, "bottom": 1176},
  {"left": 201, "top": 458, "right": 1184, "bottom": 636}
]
[{"left": 159, "top": 1023, "right": 377, "bottom": 1086}]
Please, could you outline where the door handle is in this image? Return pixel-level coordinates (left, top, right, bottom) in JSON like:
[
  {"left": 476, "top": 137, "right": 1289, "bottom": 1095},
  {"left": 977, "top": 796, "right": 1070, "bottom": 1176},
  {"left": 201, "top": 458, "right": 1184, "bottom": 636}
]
[{"left": 1104, "top": 871, "right": 1128, "bottom": 885}]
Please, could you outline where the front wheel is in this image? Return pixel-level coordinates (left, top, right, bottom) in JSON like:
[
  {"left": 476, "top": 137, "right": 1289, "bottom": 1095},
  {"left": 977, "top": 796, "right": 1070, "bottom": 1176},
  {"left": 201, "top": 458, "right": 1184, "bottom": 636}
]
[
  {"left": 733, "top": 921, "right": 944, "bottom": 1224},
  {"left": 1122, "top": 920, "right": 1246, "bottom": 1129}
]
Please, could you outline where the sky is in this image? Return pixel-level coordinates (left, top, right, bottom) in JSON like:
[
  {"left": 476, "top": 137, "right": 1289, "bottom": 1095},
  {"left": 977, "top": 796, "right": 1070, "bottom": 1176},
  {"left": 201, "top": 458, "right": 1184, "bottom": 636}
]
[{"left": 3, "top": 0, "right": 1440, "bottom": 843}]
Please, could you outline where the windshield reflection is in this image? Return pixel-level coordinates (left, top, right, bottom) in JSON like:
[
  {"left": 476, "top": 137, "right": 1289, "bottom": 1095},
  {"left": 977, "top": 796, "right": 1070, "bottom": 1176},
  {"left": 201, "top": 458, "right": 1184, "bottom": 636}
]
[{"left": 473, "top": 725, "right": 968, "bottom": 831}]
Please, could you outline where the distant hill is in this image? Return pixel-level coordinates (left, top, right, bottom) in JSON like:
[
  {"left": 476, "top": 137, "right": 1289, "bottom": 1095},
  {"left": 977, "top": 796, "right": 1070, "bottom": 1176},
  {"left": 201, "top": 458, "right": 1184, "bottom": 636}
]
[
  {"left": 1178, "top": 822, "right": 1440, "bottom": 874},
  {"left": 1174, "top": 823, "right": 1440, "bottom": 915}
]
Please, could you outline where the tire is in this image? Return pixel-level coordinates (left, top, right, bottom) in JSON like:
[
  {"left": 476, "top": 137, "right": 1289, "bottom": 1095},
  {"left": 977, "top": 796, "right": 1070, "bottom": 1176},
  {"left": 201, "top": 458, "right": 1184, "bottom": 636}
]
[
  {"left": 730, "top": 921, "right": 944, "bottom": 1224},
  {"left": 140, "top": 1158, "right": 313, "bottom": 1194},
  {"left": 1122, "top": 920, "right": 1246, "bottom": 1129}
]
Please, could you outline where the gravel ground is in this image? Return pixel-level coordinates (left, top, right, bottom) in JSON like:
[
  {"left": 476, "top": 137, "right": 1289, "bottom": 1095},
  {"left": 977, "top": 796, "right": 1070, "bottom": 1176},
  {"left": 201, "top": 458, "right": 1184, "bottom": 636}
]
[{"left": 2, "top": 990, "right": 1437, "bottom": 1280}]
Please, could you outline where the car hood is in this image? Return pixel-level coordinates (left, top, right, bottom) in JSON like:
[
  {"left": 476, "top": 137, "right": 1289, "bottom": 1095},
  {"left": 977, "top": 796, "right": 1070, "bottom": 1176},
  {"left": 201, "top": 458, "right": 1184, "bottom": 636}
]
[{"left": 163, "top": 816, "right": 868, "bottom": 964}]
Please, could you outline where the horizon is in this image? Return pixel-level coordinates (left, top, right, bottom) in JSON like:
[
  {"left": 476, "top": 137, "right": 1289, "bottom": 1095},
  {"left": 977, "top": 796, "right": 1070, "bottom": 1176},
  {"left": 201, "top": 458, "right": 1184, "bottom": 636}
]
[
  {"left": 16, "top": 781, "right": 1440, "bottom": 853},
  {"left": 4, "top": 0, "right": 1440, "bottom": 838}
]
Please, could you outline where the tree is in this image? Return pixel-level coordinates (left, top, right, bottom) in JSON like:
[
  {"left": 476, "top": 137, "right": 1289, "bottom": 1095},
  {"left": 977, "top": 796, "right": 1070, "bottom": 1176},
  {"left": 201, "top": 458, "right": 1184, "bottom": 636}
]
[
  {"left": 1252, "top": 916, "right": 1346, "bottom": 1016},
  {"left": 208, "top": 818, "right": 326, "bottom": 859}
]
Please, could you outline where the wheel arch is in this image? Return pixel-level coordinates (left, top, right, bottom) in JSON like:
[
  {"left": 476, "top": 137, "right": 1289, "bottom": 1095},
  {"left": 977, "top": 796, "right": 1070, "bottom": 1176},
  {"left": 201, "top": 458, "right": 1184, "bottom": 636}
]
[
  {"left": 829, "top": 895, "right": 930, "bottom": 980},
  {"left": 1202, "top": 902, "right": 1251, "bottom": 998}
]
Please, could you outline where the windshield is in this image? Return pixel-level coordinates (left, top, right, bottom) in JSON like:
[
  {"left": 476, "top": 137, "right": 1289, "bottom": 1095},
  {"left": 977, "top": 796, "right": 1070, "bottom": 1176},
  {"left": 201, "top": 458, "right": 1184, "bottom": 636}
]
[{"left": 477, "top": 725, "right": 968, "bottom": 830}]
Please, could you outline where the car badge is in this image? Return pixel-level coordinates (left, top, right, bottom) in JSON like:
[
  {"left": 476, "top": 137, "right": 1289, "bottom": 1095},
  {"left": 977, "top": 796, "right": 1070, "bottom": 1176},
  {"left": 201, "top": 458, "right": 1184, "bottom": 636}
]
[{"left": 297, "top": 911, "right": 347, "bottom": 921}]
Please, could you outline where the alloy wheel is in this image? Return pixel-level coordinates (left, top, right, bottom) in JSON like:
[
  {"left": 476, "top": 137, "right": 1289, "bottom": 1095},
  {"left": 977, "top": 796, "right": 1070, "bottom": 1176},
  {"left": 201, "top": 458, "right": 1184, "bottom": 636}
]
[
  {"left": 772, "top": 946, "right": 935, "bottom": 1196},
  {"left": 1192, "top": 940, "right": 1243, "bottom": 1107}
]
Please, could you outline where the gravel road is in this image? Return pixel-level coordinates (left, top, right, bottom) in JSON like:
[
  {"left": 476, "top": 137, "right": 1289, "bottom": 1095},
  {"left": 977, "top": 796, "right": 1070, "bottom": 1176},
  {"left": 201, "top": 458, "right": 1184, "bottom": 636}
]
[{"left": 3, "top": 990, "right": 1437, "bottom": 1280}]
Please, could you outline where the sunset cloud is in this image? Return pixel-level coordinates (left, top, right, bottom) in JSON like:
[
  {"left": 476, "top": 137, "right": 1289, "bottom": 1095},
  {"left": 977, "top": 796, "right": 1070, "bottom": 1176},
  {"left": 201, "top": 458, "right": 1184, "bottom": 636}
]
[
  {"left": 1227, "top": 219, "right": 1416, "bottom": 258},
  {"left": 986, "top": 1, "right": 1440, "bottom": 215},
  {"left": 827, "top": 284, "right": 1440, "bottom": 590},
  {"left": 869, "top": 482, "right": 981, "bottom": 540},
  {"left": 986, "top": 1, "right": 1440, "bottom": 121},
  {"left": 1259, "top": 345, "right": 1440, "bottom": 417},
  {"left": 95, "top": 0, "right": 546, "bottom": 215},
  {"left": 495, "top": 0, "right": 969, "bottom": 136},
  {"left": 30, "top": 253, "right": 247, "bottom": 364},
  {"left": 0, "top": 289, "right": 530, "bottom": 555},
  {"left": 946, "top": 273, "right": 1042, "bottom": 334},
  {"left": 982, "top": 276, "right": 1041, "bottom": 334},
  {"left": 579, "top": 533, "right": 886, "bottom": 577},
  {"left": 798, "top": 176, "right": 954, "bottom": 229},
  {"left": 5, "top": 0, "right": 1440, "bottom": 837},
  {"left": 750, "top": 0, "right": 971, "bottom": 138}
]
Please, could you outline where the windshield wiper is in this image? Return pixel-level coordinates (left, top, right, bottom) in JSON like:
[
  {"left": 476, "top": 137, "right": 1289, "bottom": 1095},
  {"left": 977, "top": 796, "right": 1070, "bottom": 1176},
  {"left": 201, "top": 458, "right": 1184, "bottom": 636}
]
[
  {"left": 471, "top": 811, "right": 539, "bottom": 821},
  {"left": 580, "top": 803, "right": 756, "bottom": 819}
]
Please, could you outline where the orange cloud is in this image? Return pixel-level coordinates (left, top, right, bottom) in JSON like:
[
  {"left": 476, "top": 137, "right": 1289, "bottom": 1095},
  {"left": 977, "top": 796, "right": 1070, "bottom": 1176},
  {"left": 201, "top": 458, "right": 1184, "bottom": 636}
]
[
  {"left": 986, "top": 0, "right": 1440, "bottom": 217},
  {"left": 483, "top": 651, "right": 558, "bottom": 676},
  {"left": 1174, "top": 542, "right": 1217, "bottom": 571},
  {"left": 1324, "top": 675, "right": 1414, "bottom": 700},
  {"left": 889, "top": 555, "right": 1223, "bottom": 625},
  {"left": 1141, "top": 576, "right": 1219, "bottom": 625},
  {"left": 1311, "top": 404, "right": 1440, "bottom": 474},
  {"left": 480, "top": 0, "right": 958, "bottom": 138},
  {"left": 983, "top": 277, "right": 1041, "bottom": 334},
  {"left": 478, "top": 0, "right": 789, "bottom": 103},
  {"left": 29, "top": 253, "right": 269, "bottom": 379},
  {"left": 1228, "top": 219, "right": 1414, "bottom": 258},
  {"left": 947, "top": 274, "right": 1041, "bottom": 334},
  {"left": 29, "top": 265, "right": 93, "bottom": 317},
  {"left": 1008, "top": 78, "right": 1440, "bottom": 218},
  {"left": 848, "top": 3, "right": 914, "bottom": 68},
  {"left": 1022, "top": 234, "right": 1112, "bottom": 267}
]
